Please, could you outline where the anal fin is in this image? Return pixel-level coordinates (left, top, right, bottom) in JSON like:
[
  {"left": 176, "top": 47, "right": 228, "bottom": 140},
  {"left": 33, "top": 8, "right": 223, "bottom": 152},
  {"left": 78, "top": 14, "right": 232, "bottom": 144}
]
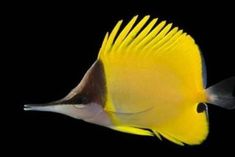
[
  {"left": 157, "top": 130, "right": 184, "bottom": 146},
  {"left": 111, "top": 126, "right": 154, "bottom": 136},
  {"left": 152, "top": 130, "right": 162, "bottom": 141}
]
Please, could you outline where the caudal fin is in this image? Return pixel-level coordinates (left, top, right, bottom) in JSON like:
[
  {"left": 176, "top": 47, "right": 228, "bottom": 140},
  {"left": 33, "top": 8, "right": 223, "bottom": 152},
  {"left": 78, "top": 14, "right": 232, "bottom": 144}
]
[{"left": 206, "top": 77, "right": 235, "bottom": 109}]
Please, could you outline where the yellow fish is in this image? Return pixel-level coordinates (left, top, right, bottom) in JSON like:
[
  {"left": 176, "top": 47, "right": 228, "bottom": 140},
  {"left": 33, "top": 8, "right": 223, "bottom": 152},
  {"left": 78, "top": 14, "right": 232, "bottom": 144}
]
[{"left": 24, "top": 15, "right": 235, "bottom": 145}]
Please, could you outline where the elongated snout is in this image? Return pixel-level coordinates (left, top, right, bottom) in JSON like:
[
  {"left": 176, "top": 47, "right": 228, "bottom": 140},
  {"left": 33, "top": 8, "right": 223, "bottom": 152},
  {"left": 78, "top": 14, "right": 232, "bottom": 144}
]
[{"left": 24, "top": 104, "right": 57, "bottom": 112}]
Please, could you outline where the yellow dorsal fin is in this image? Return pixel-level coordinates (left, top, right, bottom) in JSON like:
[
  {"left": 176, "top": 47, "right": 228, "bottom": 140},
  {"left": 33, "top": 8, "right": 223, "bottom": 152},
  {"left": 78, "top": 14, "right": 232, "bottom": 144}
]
[
  {"left": 116, "top": 15, "right": 150, "bottom": 52},
  {"left": 111, "top": 15, "right": 138, "bottom": 52},
  {"left": 98, "top": 15, "right": 189, "bottom": 60}
]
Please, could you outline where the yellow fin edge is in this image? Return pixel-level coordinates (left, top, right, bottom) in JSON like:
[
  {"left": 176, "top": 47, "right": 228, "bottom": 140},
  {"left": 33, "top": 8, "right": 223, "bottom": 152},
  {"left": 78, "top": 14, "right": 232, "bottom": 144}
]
[{"left": 111, "top": 126, "right": 153, "bottom": 136}]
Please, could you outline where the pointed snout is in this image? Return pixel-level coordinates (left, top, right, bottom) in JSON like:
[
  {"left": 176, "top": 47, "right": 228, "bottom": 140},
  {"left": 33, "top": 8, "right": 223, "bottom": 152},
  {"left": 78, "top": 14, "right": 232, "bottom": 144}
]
[
  {"left": 24, "top": 104, "right": 56, "bottom": 112},
  {"left": 23, "top": 103, "right": 85, "bottom": 118}
]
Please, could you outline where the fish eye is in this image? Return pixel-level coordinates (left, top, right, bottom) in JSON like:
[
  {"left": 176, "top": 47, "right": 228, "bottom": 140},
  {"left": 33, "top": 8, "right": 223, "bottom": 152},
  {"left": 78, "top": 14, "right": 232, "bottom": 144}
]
[{"left": 197, "top": 103, "right": 206, "bottom": 113}]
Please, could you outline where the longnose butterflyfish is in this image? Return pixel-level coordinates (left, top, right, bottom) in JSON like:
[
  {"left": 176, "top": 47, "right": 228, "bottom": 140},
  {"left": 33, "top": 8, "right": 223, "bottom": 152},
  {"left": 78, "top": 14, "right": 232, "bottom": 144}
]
[{"left": 24, "top": 15, "right": 235, "bottom": 145}]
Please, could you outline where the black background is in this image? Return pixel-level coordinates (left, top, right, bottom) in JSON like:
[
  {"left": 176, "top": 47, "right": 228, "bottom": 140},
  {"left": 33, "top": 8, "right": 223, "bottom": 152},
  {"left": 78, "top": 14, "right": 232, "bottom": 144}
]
[{"left": 8, "top": 0, "right": 235, "bottom": 156}]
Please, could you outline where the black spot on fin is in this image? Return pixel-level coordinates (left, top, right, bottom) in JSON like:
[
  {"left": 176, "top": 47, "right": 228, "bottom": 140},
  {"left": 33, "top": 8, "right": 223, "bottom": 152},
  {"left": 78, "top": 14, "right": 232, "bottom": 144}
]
[{"left": 197, "top": 103, "right": 207, "bottom": 113}]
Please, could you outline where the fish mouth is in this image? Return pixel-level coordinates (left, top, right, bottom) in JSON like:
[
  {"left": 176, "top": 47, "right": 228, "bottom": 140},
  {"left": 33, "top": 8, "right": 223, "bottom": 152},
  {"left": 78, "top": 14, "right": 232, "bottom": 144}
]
[
  {"left": 24, "top": 104, "right": 43, "bottom": 111},
  {"left": 24, "top": 104, "right": 55, "bottom": 111}
]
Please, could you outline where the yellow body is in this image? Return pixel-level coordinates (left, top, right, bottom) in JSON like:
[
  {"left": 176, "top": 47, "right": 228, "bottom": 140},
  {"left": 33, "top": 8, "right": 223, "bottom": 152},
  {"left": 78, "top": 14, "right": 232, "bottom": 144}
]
[{"left": 98, "top": 16, "right": 208, "bottom": 145}]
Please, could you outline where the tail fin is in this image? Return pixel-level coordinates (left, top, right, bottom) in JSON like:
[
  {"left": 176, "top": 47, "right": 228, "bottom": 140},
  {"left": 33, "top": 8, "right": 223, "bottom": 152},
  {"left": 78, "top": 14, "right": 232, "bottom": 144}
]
[{"left": 206, "top": 77, "right": 235, "bottom": 109}]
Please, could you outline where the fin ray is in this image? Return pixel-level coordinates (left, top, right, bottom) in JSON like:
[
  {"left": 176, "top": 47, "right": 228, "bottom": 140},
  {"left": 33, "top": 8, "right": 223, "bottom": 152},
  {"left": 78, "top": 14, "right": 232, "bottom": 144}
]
[
  {"left": 128, "top": 18, "right": 158, "bottom": 51},
  {"left": 104, "top": 20, "right": 123, "bottom": 54},
  {"left": 207, "top": 77, "right": 235, "bottom": 109},
  {"left": 111, "top": 16, "right": 138, "bottom": 52},
  {"left": 111, "top": 126, "right": 153, "bottom": 136},
  {"left": 117, "top": 16, "right": 151, "bottom": 53},
  {"left": 143, "top": 23, "right": 172, "bottom": 51},
  {"left": 135, "top": 21, "right": 166, "bottom": 51}
]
